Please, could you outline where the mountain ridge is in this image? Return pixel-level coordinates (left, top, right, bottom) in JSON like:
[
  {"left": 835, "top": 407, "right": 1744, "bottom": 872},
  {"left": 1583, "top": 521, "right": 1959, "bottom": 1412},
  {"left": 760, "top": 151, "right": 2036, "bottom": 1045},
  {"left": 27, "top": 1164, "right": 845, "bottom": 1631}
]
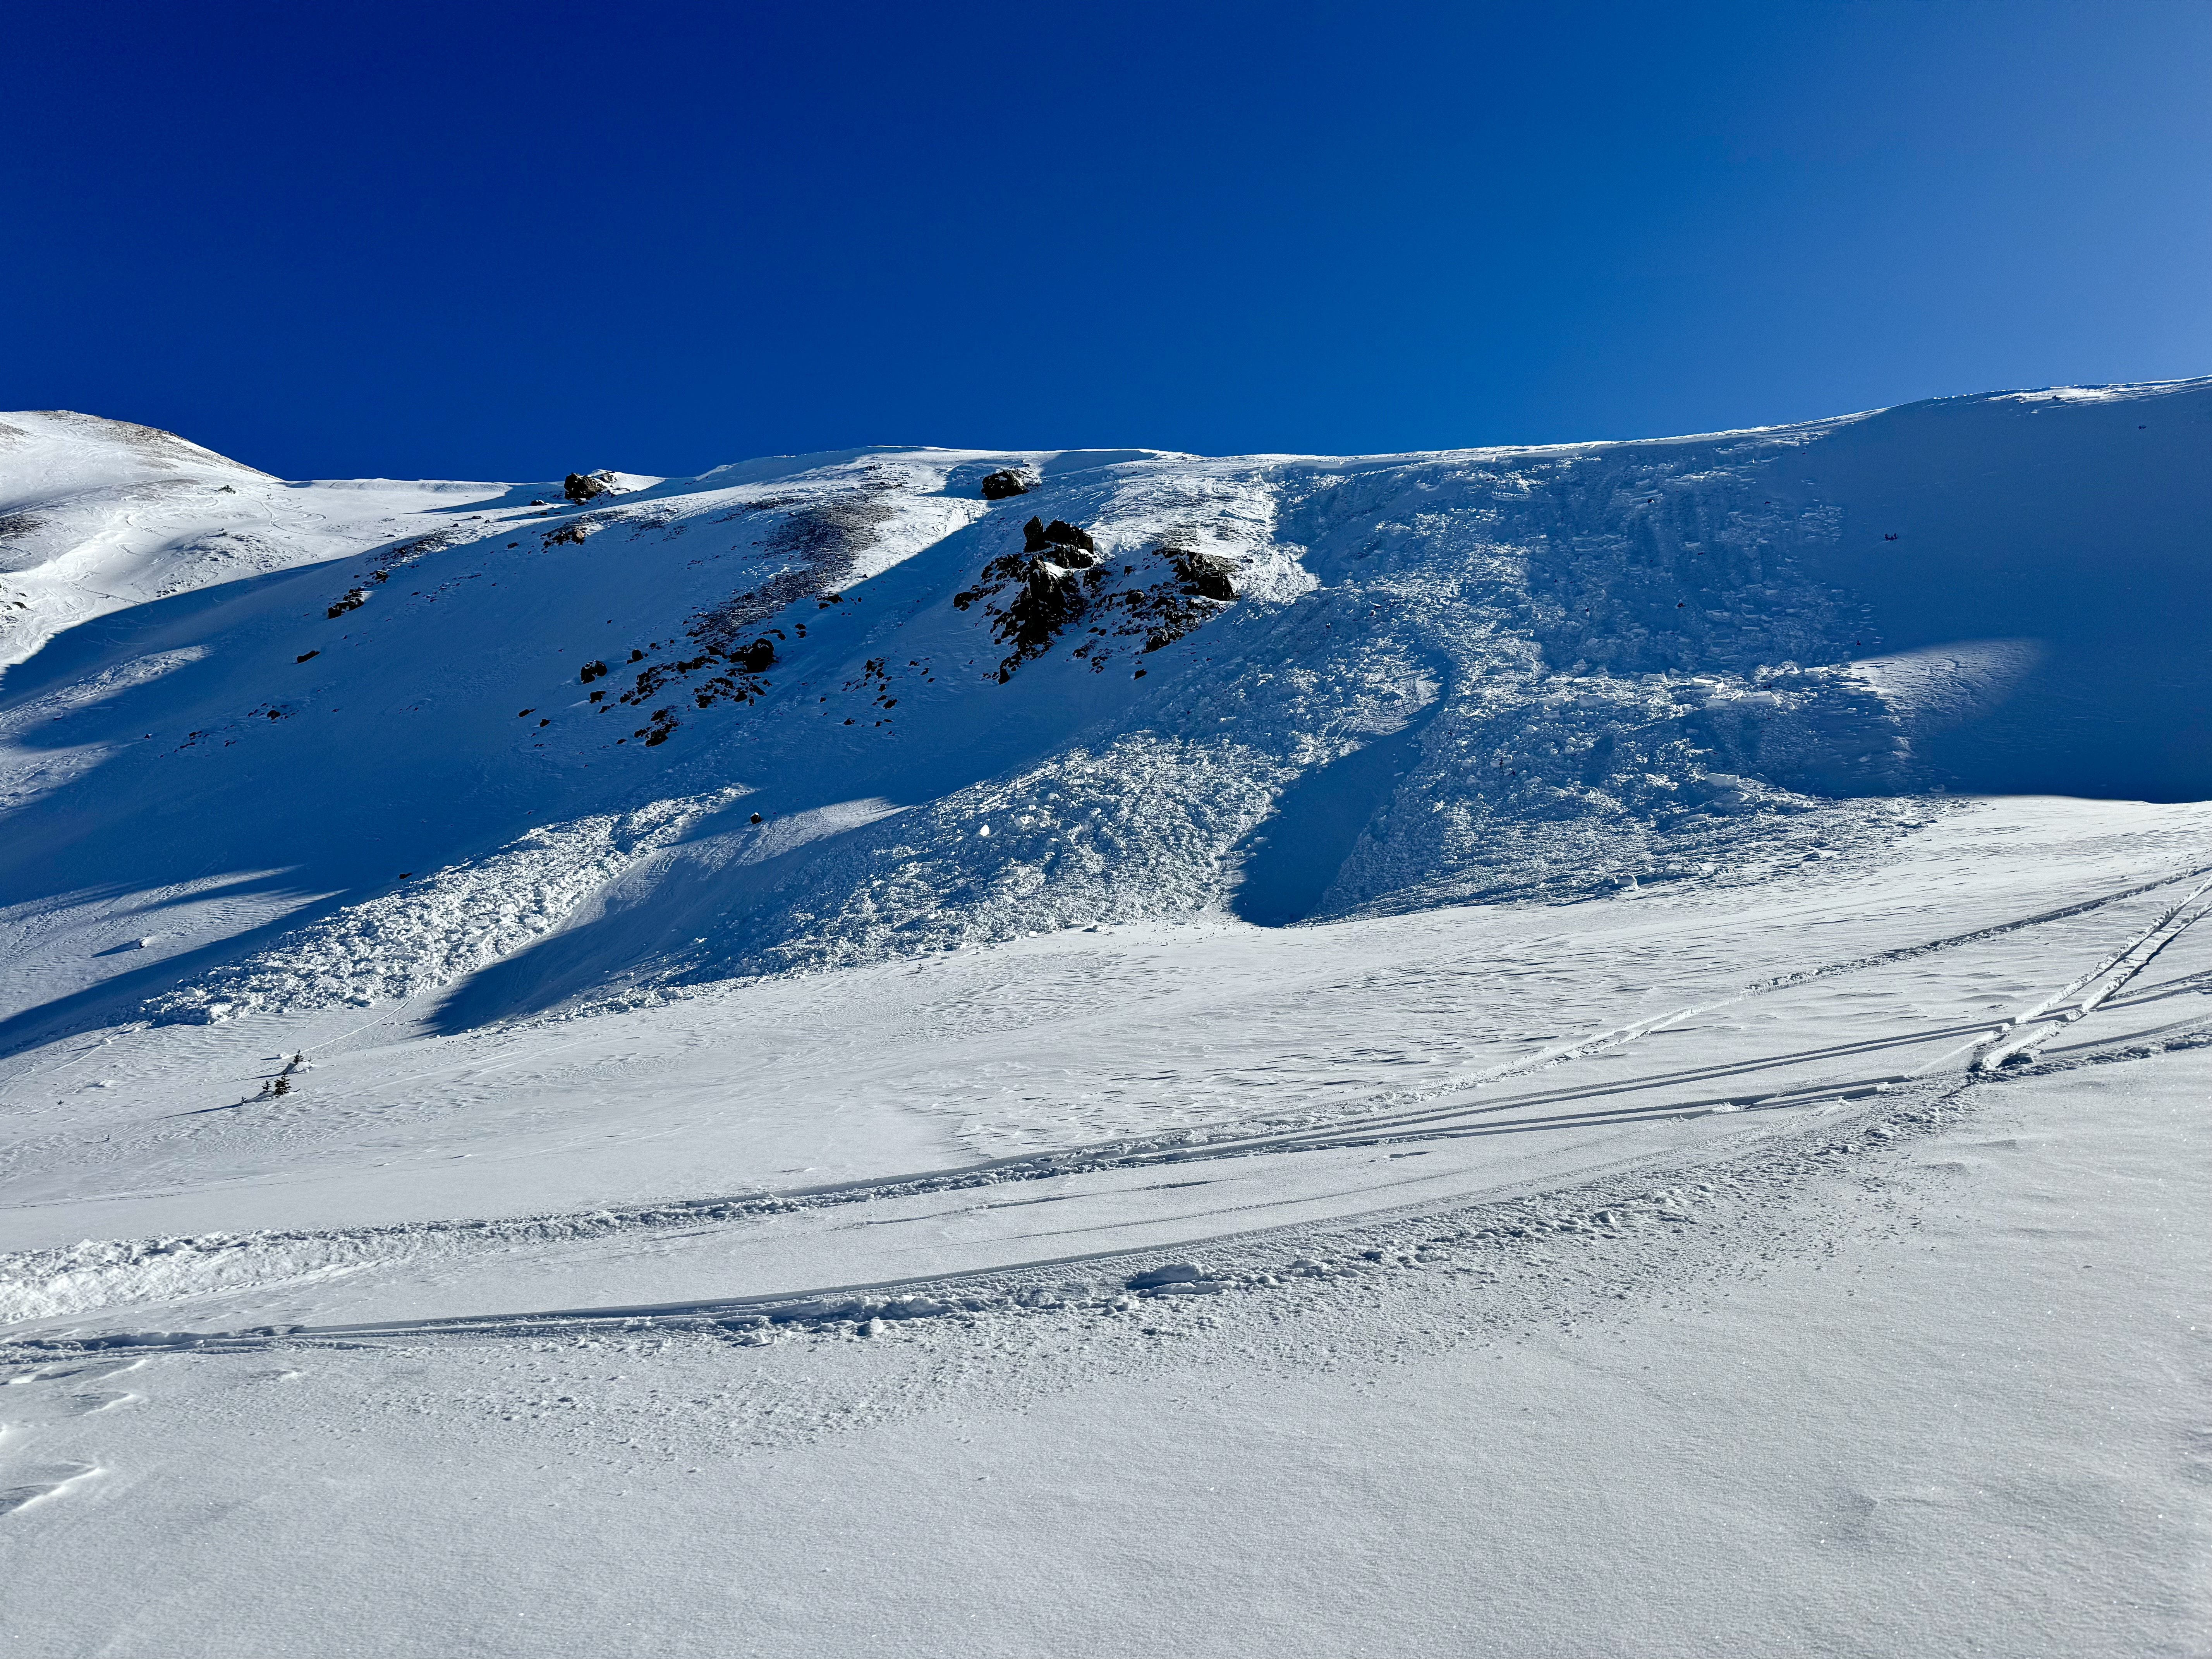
[{"left": 3, "top": 379, "right": 2209, "bottom": 1043}]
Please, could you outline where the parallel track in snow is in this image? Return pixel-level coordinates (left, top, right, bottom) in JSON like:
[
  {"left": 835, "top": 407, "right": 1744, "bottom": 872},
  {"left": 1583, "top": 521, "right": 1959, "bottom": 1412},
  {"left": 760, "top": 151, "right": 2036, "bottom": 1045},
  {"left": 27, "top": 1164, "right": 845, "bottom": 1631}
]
[{"left": 11, "top": 859, "right": 2212, "bottom": 1351}]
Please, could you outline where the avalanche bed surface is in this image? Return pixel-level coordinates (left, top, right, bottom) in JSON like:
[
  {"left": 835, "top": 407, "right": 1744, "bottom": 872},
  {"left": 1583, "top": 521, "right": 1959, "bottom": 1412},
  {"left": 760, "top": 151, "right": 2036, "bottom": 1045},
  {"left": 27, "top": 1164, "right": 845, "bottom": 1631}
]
[{"left": 1, "top": 389, "right": 2208, "bottom": 1657}]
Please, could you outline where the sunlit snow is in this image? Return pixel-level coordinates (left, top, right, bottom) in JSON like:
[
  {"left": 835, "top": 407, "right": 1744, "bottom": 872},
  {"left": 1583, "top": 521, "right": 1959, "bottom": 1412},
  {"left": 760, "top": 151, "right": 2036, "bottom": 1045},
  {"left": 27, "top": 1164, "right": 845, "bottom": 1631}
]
[{"left": 2, "top": 388, "right": 2207, "bottom": 1656}]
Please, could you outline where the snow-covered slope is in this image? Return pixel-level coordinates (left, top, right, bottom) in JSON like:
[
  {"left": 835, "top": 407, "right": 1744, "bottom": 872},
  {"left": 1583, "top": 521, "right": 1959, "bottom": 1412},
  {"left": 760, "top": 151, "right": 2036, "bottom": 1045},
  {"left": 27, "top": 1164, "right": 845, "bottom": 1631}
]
[
  {"left": 0, "top": 410, "right": 528, "bottom": 671},
  {"left": 5, "top": 386, "right": 2212, "bottom": 1657},
  {"left": 4, "top": 792, "right": 2210, "bottom": 1659},
  {"left": 3, "top": 382, "right": 2210, "bottom": 1043}
]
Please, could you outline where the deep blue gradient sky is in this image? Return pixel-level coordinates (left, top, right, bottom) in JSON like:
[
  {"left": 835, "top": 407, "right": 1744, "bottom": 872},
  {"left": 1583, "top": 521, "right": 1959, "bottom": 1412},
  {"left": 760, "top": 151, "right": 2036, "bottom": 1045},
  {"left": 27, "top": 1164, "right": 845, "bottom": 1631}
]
[{"left": 11, "top": 1, "right": 2211, "bottom": 481}]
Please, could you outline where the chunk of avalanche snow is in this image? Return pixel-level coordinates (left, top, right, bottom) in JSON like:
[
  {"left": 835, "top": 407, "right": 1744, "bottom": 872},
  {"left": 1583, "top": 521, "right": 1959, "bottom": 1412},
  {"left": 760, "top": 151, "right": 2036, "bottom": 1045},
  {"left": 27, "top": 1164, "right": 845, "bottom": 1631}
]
[{"left": 1128, "top": 1263, "right": 1207, "bottom": 1290}]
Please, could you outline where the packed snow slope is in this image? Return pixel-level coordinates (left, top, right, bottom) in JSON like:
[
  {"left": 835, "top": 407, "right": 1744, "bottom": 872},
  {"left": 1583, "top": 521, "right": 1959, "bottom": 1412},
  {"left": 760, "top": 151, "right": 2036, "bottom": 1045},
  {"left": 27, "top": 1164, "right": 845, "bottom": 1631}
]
[{"left": 1, "top": 380, "right": 2209, "bottom": 1046}]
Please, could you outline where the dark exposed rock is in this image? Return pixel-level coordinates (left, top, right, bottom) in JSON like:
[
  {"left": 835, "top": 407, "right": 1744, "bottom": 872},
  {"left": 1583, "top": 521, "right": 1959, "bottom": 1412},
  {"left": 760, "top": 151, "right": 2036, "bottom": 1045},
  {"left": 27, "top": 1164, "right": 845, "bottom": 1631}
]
[
  {"left": 385, "top": 530, "right": 462, "bottom": 563},
  {"left": 957, "top": 528, "right": 1239, "bottom": 682},
  {"left": 326, "top": 588, "right": 367, "bottom": 619},
  {"left": 732, "top": 638, "right": 776, "bottom": 673},
  {"left": 1023, "top": 516, "right": 1097, "bottom": 555},
  {"left": 544, "top": 522, "right": 590, "bottom": 546},
  {"left": 987, "top": 557, "right": 1091, "bottom": 680},
  {"left": 0, "top": 510, "right": 49, "bottom": 562},
  {"left": 639, "top": 706, "right": 679, "bottom": 747},
  {"left": 579, "top": 659, "right": 608, "bottom": 683},
  {"left": 563, "top": 471, "right": 618, "bottom": 503},
  {"left": 1168, "top": 547, "right": 1238, "bottom": 601},
  {"left": 979, "top": 468, "right": 1036, "bottom": 501}
]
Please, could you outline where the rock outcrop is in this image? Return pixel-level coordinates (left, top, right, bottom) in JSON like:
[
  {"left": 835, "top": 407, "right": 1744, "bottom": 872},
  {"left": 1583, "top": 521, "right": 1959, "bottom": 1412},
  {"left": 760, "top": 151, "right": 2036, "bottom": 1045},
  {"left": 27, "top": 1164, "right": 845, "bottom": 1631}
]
[
  {"left": 1023, "top": 516, "right": 1097, "bottom": 555},
  {"left": 1167, "top": 547, "right": 1238, "bottom": 601}
]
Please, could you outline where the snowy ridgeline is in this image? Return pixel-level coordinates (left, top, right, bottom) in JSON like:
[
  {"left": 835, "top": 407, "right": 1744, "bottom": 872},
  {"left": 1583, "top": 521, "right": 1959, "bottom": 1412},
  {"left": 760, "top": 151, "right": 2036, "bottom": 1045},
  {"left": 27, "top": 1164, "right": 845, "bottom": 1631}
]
[{"left": 2, "top": 381, "right": 2210, "bottom": 1030}]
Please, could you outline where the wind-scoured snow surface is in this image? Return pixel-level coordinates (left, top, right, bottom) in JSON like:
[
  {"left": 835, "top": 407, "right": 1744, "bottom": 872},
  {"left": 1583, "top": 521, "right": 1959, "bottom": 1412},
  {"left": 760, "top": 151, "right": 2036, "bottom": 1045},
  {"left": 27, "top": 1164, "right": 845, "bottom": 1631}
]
[
  {"left": 5, "top": 380, "right": 2209, "bottom": 1038},
  {"left": 4, "top": 387, "right": 2211, "bottom": 1656}
]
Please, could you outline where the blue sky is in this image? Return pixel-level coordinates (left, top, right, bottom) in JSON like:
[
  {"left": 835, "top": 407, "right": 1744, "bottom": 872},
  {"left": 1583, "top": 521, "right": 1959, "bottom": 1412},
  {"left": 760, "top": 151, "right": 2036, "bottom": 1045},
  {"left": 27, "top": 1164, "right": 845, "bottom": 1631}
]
[{"left": 10, "top": 0, "right": 2210, "bottom": 479}]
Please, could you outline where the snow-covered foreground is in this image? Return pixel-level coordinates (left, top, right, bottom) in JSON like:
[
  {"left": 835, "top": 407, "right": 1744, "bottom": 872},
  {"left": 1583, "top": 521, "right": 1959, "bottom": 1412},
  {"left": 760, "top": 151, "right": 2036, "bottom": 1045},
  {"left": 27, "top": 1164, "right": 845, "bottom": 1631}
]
[
  {"left": 4, "top": 1041, "right": 2201, "bottom": 1657},
  {"left": 4, "top": 797, "right": 2207, "bottom": 1655},
  {"left": 3, "top": 393, "right": 2210, "bottom": 1653}
]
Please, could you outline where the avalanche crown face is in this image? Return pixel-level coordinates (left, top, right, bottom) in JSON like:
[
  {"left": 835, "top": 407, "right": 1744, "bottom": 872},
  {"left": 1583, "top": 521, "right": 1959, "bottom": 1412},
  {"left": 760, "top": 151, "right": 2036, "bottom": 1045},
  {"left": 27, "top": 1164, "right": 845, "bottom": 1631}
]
[{"left": 2, "top": 379, "right": 2210, "bottom": 1037}]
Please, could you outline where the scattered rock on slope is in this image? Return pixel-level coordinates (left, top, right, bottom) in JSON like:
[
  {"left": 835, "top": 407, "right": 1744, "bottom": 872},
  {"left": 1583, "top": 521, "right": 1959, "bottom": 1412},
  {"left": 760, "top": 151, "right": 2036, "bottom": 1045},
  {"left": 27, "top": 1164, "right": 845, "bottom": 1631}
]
[
  {"left": 979, "top": 468, "right": 1036, "bottom": 501},
  {"left": 688, "top": 488, "right": 898, "bottom": 653},
  {"left": 564, "top": 470, "right": 618, "bottom": 503}
]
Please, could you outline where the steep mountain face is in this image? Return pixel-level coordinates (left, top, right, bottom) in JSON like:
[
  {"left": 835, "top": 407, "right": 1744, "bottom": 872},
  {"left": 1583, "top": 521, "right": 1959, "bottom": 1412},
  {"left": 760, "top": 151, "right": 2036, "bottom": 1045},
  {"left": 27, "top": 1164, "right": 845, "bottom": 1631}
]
[{"left": 2, "top": 380, "right": 2207, "bottom": 1043}]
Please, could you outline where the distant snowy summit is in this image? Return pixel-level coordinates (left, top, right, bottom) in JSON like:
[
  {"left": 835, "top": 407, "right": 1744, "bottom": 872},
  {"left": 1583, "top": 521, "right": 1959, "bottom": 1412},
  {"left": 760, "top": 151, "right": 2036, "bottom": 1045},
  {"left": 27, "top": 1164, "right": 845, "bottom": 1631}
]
[{"left": 2, "top": 380, "right": 2209, "bottom": 1034}]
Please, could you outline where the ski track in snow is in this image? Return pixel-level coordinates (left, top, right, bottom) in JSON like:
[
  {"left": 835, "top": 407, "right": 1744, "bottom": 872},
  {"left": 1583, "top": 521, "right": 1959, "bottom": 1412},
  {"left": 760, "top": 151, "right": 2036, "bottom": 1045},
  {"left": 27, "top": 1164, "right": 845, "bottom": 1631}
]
[{"left": 6, "top": 850, "right": 2206, "bottom": 1340}]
